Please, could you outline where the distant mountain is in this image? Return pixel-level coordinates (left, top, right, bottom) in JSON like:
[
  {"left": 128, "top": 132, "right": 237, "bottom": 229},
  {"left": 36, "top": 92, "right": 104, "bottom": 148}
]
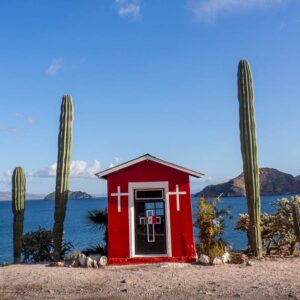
[
  {"left": 91, "top": 193, "right": 107, "bottom": 198},
  {"left": 44, "top": 191, "right": 93, "bottom": 200},
  {"left": 0, "top": 192, "right": 45, "bottom": 201},
  {"left": 196, "top": 168, "right": 300, "bottom": 197}
]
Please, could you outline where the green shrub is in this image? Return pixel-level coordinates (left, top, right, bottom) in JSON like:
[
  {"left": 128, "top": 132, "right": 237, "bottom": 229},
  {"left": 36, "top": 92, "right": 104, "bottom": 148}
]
[
  {"left": 235, "top": 196, "right": 300, "bottom": 255},
  {"left": 82, "top": 244, "right": 107, "bottom": 256},
  {"left": 21, "top": 226, "right": 73, "bottom": 262},
  {"left": 0, "top": 262, "right": 12, "bottom": 267},
  {"left": 82, "top": 209, "right": 108, "bottom": 256},
  {"left": 65, "top": 250, "right": 81, "bottom": 261},
  {"left": 196, "top": 195, "right": 231, "bottom": 256},
  {"left": 208, "top": 243, "right": 225, "bottom": 262}
]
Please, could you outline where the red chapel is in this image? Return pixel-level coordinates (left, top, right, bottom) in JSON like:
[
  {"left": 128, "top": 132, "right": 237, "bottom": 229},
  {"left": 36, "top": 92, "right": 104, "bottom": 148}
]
[{"left": 96, "top": 154, "right": 204, "bottom": 265}]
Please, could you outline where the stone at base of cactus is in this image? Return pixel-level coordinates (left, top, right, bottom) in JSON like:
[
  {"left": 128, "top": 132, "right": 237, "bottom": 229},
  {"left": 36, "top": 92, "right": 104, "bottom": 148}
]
[{"left": 292, "top": 203, "right": 300, "bottom": 242}]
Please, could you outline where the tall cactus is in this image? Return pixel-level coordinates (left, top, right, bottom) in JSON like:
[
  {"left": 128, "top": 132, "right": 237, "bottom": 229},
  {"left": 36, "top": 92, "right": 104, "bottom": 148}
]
[
  {"left": 292, "top": 203, "right": 300, "bottom": 242},
  {"left": 237, "top": 60, "right": 262, "bottom": 257},
  {"left": 53, "top": 95, "right": 74, "bottom": 261},
  {"left": 12, "top": 167, "right": 26, "bottom": 263}
]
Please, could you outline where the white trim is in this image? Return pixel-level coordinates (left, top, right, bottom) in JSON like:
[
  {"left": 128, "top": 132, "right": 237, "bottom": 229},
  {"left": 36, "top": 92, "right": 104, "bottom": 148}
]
[
  {"left": 111, "top": 186, "right": 129, "bottom": 213},
  {"left": 167, "top": 184, "right": 187, "bottom": 211},
  {"left": 128, "top": 181, "right": 172, "bottom": 258},
  {"left": 96, "top": 154, "right": 204, "bottom": 179}
]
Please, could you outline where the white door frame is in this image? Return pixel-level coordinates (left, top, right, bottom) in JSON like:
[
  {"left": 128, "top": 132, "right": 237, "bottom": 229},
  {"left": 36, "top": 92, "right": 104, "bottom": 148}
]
[{"left": 128, "top": 181, "right": 172, "bottom": 258}]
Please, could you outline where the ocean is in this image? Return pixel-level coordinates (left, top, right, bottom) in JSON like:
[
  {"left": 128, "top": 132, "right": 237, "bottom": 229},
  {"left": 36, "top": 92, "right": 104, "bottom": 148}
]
[{"left": 0, "top": 195, "right": 292, "bottom": 263}]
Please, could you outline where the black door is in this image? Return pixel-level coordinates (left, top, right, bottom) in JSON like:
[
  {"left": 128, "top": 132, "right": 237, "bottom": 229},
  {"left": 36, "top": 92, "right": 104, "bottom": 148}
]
[{"left": 134, "top": 189, "right": 167, "bottom": 255}]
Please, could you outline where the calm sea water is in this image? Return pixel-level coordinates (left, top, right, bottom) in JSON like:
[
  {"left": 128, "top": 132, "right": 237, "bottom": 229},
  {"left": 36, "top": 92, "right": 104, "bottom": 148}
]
[{"left": 0, "top": 195, "right": 293, "bottom": 263}]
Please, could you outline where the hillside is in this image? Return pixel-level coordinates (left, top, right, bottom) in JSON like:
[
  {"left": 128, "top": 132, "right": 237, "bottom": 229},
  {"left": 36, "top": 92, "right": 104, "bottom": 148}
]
[
  {"left": 44, "top": 191, "right": 93, "bottom": 200},
  {"left": 196, "top": 168, "right": 300, "bottom": 197}
]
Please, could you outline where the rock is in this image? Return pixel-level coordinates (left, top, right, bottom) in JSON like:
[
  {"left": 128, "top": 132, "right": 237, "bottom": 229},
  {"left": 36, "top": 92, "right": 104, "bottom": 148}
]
[
  {"left": 99, "top": 256, "right": 108, "bottom": 266},
  {"left": 48, "top": 290, "right": 55, "bottom": 294},
  {"left": 222, "top": 252, "right": 231, "bottom": 263},
  {"left": 230, "top": 253, "right": 248, "bottom": 264},
  {"left": 49, "top": 261, "right": 65, "bottom": 267},
  {"left": 120, "top": 279, "right": 126, "bottom": 283},
  {"left": 120, "top": 288, "right": 127, "bottom": 293},
  {"left": 86, "top": 257, "right": 94, "bottom": 268},
  {"left": 203, "top": 291, "right": 213, "bottom": 295},
  {"left": 212, "top": 257, "right": 223, "bottom": 265},
  {"left": 78, "top": 253, "right": 87, "bottom": 267},
  {"left": 92, "top": 259, "right": 99, "bottom": 268},
  {"left": 198, "top": 254, "right": 210, "bottom": 265},
  {"left": 246, "top": 261, "right": 254, "bottom": 266},
  {"left": 89, "top": 254, "right": 101, "bottom": 262},
  {"left": 71, "top": 258, "right": 79, "bottom": 268}
]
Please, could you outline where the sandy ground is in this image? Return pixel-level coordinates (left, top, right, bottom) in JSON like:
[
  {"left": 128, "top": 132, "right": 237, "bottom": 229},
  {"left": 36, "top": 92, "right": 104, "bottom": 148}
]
[{"left": 0, "top": 257, "right": 299, "bottom": 300}]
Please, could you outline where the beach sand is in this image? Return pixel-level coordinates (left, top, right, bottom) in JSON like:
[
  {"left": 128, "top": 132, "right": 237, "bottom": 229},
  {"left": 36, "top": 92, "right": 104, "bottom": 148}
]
[{"left": 0, "top": 257, "right": 299, "bottom": 299}]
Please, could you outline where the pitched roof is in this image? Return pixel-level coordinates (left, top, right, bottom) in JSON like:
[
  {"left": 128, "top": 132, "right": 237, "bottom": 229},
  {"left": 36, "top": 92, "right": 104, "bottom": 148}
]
[{"left": 95, "top": 154, "right": 204, "bottom": 179}]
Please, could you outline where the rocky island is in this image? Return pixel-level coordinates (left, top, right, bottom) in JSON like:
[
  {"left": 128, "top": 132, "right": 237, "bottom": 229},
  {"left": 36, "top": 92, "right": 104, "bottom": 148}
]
[
  {"left": 44, "top": 191, "right": 93, "bottom": 200},
  {"left": 196, "top": 168, "right": 300, "bottom": 197}
]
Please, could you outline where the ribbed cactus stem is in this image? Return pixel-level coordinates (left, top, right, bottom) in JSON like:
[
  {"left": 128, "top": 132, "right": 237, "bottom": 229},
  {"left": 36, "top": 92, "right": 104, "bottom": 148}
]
[
  {"left": 292, "top": 203, "right": 300, "bottom": 242},
  {"left": 53, "top": 95, "right": 74, "bottom": 261},
  {"left": 237, "top": 60, "right": 262, "bottom": 257},
  {"left": 12, "top": 167, "right": 26, "bottom": 263}
]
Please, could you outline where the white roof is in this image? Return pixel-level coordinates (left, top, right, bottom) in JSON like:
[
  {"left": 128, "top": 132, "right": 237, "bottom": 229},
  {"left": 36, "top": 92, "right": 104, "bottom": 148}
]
[{"left": 95, "top": 154, "right": 204, "bottom": 179}]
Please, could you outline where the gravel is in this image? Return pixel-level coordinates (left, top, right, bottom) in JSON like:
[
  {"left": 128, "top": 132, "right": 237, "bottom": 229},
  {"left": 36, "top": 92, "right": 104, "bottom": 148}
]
[{"left": 0, "top": 257, "right": 299, "bottom": 299}]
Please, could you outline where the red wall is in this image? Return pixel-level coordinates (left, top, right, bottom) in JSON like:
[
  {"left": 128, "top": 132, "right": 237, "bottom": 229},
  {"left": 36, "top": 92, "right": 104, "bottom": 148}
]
[{"left": 106, "top": 160, "right": 196, "bottom": 264}]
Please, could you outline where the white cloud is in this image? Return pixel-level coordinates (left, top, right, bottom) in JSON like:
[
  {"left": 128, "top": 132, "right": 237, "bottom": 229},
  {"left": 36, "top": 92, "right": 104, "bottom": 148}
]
[
  {"left": 34, "top": 160, "right": 101, "bottom": 178},
  {"left": 189, "top": 0, "right": 285, "bottom": 21},
  {"left": 14, "top": 113, "right": 34, "bottom": 125},
  {"left": 109, "top": 157, "right": 120, "bottom": 168},
  {"left": 27, "top": 117, "right": 34, "bottom": 125},
  {"left": 0, "top": 126, "right": 17, "bottom": 133},
  {"left": 34, "top": 162, "right": 57, "bottom": 177},
  {"left": 0, "top": 170, "right": 13, "bottom": 186},
  {"left": 70, "top": 160, "right": 101, "bottom": 177},
  {"left": 4, "top": 169, "right": 13, "bottom": 177},
  {"left": 46, "top": 58, "right": 63, "bottom": 76},
  {"left": 114, "top": 0, "right": 141, "bottom": 18}
]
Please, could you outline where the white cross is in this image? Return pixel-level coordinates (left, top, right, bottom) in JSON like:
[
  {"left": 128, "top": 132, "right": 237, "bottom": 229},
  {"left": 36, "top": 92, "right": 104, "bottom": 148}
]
[
  {"left": 111, "top": 186, "right": 128, "bottom": 213},
  {"left": 168, "top": 184, "right": 186, "bottom": 211}
]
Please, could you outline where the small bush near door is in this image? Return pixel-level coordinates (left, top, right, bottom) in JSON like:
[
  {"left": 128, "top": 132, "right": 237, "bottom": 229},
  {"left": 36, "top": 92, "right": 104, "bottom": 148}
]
[{"left": 196, "top": 196, "right": 232, "bottom": 258}]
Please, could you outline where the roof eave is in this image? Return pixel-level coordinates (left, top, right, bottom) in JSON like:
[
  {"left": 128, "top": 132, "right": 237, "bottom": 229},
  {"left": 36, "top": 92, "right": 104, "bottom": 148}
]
[{"left": 95, "top": 154, "right": 204, "bottom": 179}]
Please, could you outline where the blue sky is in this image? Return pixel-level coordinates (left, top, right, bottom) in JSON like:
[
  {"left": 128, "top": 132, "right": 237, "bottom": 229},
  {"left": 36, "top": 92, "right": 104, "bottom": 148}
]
[{"left": 1, "top": 0, "right": 300, "bottom": 195}]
